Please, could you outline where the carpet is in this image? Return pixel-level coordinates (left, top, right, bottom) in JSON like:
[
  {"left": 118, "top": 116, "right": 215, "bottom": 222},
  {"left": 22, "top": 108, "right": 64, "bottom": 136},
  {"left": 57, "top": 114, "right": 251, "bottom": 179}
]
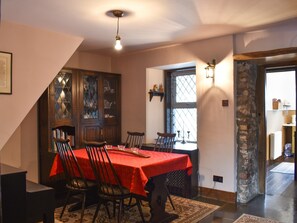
[
  {"left": 270, "top": 162, "right": 294, "bottom": 174},
  {"left": 233, "top": 214, "right": 280, "bottom": 223},
  {"left": 54, "top": 195, "right": 219, "bottom": 223}
]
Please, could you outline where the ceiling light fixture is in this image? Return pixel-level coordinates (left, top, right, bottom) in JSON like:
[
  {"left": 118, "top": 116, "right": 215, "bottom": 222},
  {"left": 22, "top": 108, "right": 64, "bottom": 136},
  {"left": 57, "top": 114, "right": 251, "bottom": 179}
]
[
  {"left": 112, "top": 10, "right": 124, "bottom": 51},
  {"left": 205, "top": 59, "right": 216, "bottom": 78}
]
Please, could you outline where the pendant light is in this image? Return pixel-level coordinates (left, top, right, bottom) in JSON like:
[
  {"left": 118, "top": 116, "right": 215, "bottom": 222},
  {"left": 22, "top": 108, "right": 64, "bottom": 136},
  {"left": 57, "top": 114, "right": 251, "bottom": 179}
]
[{"left": 112, "top": 10, "right": 124, "bottom": 51}]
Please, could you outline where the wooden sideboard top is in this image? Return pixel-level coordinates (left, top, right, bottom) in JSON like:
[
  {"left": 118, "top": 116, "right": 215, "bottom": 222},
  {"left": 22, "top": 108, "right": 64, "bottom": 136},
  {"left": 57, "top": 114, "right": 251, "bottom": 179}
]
[
  {"left": 0, "top": 163, "right": 27, "bottom": 176},
  {"left": 142, "top": 142, "right": 198, "bottom": 151}
]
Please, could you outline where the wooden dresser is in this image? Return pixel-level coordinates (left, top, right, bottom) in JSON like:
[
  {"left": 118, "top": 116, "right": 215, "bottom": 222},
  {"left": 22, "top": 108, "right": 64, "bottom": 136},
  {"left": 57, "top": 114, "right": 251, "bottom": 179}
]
[{"left": 0, "top": 164, "right": 27, "bottom": 223}]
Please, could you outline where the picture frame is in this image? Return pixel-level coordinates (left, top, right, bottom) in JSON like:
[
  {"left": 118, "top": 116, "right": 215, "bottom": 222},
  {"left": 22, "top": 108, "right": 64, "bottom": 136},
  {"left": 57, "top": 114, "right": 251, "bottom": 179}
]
[{"left": 0, "top": 51, "right": 12, "bottom": 94}]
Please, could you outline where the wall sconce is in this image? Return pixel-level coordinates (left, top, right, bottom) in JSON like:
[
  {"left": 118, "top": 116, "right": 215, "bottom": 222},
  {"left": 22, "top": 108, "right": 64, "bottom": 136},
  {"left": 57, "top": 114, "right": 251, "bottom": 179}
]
[{"left": 205, "top": 59, "right": 216, "bottom": 78}]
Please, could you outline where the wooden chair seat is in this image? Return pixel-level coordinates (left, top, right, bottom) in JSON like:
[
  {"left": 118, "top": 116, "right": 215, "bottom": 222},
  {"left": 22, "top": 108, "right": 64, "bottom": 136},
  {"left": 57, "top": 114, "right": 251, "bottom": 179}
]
[{"left": 67, "top": 178, "right": 96, "bottom": 190}]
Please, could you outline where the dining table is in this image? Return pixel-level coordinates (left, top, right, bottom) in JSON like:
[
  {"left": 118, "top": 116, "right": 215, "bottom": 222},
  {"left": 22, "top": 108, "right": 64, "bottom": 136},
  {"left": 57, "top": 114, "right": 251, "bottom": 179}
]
[{"left": 50, "top": 147, "right": 193, "bottom": 223}]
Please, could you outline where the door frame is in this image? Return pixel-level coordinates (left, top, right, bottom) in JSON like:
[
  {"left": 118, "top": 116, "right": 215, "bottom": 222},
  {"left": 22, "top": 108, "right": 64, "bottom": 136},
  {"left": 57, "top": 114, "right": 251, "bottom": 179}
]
[
  {"left": 234, "top": 47, "right": 297, "bottom": 195},
  {"left": 257, "top": 63, "right": 297, "bottom": 193}
]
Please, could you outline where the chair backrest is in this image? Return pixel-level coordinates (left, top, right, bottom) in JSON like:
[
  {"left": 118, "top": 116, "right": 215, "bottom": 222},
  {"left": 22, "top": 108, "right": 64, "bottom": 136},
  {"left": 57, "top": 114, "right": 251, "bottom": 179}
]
[
  {"left": 54, "top": 138, "right": 88, "bottom": 189},
  {"left": 124, "top": 131, "right": 145, "bottom": 149},
  {"left": 85, "top": 141, "right": 126, "bottom": 196},
  {"left": 154, "top": 132, "right": 176, "bottom": 153}
]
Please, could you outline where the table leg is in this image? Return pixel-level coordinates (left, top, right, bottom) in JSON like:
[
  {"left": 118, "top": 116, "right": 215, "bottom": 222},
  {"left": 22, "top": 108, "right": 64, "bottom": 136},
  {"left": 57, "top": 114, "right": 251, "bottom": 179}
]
[{"left": 147, "top": 173, "right": 178, "bottom": 223}]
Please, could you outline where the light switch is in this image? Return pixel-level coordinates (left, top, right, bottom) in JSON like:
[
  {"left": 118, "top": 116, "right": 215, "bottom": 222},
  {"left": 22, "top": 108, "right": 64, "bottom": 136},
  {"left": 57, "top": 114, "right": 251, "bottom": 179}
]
[{"left": 222, "top": 100, "right": 229, "bottom": 107}]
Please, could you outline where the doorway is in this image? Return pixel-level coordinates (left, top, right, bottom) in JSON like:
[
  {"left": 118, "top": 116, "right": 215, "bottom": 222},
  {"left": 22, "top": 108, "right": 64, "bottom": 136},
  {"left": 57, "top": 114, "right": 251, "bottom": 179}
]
[
  {"left": 235, "top": 48, "right": 297, "bottom": 203},
  {"left": 265, "top": 68, "right": 296, "bottom": 195}
]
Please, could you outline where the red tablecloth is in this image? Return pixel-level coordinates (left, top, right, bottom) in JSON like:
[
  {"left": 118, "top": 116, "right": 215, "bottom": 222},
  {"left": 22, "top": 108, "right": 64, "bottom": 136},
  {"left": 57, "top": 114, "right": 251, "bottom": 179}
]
[{"left": 50, "top": 149, "right": 192, "bottom": 197}]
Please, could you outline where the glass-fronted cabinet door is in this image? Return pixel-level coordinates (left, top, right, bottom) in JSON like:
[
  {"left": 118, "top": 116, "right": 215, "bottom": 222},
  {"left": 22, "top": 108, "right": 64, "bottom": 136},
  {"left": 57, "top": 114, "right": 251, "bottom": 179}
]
[
  {"left": 49, "top": 69, "right": 76, "bottom": 152},
  {"left": 103, "top": 75, "right": 120, "bottom": 124},
  {"left": 78, "top": 71, "right": 103, "bottom": 145},
  {"left": 103, "top": 74, "right": 121, "bottom": 144}
]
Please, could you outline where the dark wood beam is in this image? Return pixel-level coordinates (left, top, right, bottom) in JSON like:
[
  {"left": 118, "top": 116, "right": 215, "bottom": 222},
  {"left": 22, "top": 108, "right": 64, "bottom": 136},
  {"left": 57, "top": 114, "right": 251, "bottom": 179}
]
[{"left": 233, "top": 47, "right": 297, "bottom": 61}]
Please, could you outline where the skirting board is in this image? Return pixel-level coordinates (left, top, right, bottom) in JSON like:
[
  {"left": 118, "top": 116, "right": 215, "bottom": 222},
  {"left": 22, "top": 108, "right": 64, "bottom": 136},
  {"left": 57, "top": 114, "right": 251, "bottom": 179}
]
[{"left": 199, "top": 187, "right": 237, "bottom": 203}]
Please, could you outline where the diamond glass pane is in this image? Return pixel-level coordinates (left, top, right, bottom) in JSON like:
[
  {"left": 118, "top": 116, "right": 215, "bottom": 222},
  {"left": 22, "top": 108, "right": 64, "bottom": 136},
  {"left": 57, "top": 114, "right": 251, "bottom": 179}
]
[
  {"left": 172, "top": 108, "right": 197, "bottom": 142},
  {"left": 83, "top": 75, "right": 98, "bottom": 119},
  {"left": 54, "top": 71, "right": 72, "bottom": 120},
  {"left": 176, "top": 75, "right": 196, "bottom": 103}
]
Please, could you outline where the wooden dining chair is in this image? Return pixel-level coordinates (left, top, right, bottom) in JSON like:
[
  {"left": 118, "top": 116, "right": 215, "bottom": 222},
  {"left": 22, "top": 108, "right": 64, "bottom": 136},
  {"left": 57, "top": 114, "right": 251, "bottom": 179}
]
[
  {"left": 153, "top": 132, "right": 176, "bottom": 210},
  {"left": 154, "top": 132, "right": 176, "bottom": 153},
  {"left": 124, "top": 131, "right": 145, "bottom": 149},
  {"left": 85, "top": 141, "right": 145, "bottom": 223},
  {"left": 54, "top": 138, "right": 96, "bottom": 223}
]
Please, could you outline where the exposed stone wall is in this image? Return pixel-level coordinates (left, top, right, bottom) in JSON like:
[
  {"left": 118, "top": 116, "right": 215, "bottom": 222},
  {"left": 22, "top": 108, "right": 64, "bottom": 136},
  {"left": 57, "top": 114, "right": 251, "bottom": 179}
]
[{"left": 236, "top": 61, "right": 259, "bottom": 203}]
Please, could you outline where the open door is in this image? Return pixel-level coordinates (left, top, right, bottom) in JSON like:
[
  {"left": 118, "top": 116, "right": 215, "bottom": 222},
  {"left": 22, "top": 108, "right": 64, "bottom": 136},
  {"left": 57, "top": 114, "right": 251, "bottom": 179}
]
[
  {"left": 264, "top": 67, "right": 296, "bottom": 195},
  {"left": 295, "top": 66, "right": 297, "bottom": 181}
]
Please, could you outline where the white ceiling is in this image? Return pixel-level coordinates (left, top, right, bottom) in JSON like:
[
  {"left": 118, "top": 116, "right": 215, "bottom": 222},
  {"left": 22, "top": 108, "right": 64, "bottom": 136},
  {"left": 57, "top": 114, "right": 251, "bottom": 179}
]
[{"left": 2, "top": 0, "right": 297, "bottom": 56}]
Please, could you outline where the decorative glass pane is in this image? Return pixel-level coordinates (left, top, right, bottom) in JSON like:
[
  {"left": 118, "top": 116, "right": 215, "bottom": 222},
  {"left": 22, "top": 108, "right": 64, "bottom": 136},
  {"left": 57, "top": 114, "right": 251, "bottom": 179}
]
[
  {"left": 167, "top": 69, "right": 197, "bottom": 142},
  {"left": 173, "top": 108, "right": 197, "bottom": 142},
  {"left": 176, "top": 75, "right": 196, "bottom": 103},
  {"left": 83, "top": 75, "right": 98, "bottom": 119},
  {"left": 104, "top": 78, "right": 117, "bottom": 119},
  {"left": 54, "top": 70, "right": 72, "bottom": 120}
]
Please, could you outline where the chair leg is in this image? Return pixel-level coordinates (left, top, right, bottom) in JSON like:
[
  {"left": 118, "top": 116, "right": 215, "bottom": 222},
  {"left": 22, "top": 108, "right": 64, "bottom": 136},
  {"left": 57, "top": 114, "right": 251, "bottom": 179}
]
[
  {"left": 128, "top": 195, "right": 133, "bottom": 206},
  {"left": 117, "top": 200, "right": 124, "bottom": 223},
  {"left": 60, "top": 190, "right": 71, "bottom": 219},
  {"left": 80, "top": 192, "right": 86, "bottom": 223},
  {"left": 104, "top": 202, "right": 111, "bottom": 219},
  {"left": 93, "top": 202, "right": 102, "bottom": 223},
  {"left": 113, "top": 201, "right": 116, "bottom": 217},
  {"left": 135, "top": 198, "right": 145, "bottom": 223},
  {"left": 165, "top": 186, "right": 175, "bottom": 210}
]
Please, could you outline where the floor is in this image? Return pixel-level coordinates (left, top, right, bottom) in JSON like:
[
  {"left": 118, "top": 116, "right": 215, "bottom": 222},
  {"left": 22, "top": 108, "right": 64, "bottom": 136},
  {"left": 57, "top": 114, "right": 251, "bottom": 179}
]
[
  {"left": 197, "top": 157, "right": 296, "bottom": 223},
  {"left": 54, "top": 158, "right": 296, "bottom": 223}
]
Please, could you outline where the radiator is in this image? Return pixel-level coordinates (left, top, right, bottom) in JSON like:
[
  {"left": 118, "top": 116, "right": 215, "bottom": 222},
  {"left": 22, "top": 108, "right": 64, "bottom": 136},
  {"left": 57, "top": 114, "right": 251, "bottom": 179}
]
[{"left": 269, "top": 131, "right": 282, "bottom": 160}]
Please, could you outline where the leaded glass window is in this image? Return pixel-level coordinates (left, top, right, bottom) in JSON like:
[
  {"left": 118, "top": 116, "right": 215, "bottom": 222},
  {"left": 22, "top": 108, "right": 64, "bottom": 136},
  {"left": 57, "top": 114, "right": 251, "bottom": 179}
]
[
  {"left": 54, "top": 70, "right": 72, "bottom": 120},
  {"left": 166, "top": 68, "right": 197, "bottom": 142},
  {"left": 83, "top": 75, "right": 98, "bottom": 119}
]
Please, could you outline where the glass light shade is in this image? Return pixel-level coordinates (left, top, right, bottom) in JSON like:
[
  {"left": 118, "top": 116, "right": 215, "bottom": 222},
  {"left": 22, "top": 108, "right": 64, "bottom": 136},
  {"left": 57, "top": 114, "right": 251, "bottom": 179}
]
[
  {"left": 205, "top": 67, "right": 215, "bottom": 78},
  {"left": 114, "top": 39, "right": 122, "bottom": 50}
]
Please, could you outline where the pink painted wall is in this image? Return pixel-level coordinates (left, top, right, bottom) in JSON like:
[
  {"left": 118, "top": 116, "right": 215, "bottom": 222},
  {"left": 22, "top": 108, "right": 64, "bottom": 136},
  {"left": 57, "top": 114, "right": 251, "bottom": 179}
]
[
  {"left": 0, "top": 18, "right": 294, "bottom": 189},
  {"left": 111, "top": 19, "right": 297, "bottom": 193},
  {"left": 65, "top": 51, "right": 111, "bottom": 72},
  {"left": 6, "top": 50, "right": 112, "bottom": 182},
  {"left": 111, "top": 35, "right": 236, "bottom": 192},
  {"left": 0, "top": 21, "right": 83, "bottom": 180},
  {"left": 0, "top": 21, "right": 83, "bottom": 150}
]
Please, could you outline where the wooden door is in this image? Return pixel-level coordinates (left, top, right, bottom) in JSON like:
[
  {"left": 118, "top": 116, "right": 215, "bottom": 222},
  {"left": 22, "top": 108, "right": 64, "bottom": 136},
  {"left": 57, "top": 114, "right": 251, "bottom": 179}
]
[{"left": 78, "top": 71, "right": 104, "bottom": 146}]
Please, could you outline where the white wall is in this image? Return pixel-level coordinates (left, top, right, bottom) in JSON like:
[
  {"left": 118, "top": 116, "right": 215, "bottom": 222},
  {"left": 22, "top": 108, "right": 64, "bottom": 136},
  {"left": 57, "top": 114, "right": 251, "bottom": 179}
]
[
  {"left": 265, "top": 70, "right": 296, "bottom": 160},
  {"left": 266, "top": 71, "right": 296, "bottom": 110},
  {"left": 234, "top": 18, "right": 297, "bottom": 54},
  {"left": 112, "top": 35, "right": 236, "bottom": 192}
]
